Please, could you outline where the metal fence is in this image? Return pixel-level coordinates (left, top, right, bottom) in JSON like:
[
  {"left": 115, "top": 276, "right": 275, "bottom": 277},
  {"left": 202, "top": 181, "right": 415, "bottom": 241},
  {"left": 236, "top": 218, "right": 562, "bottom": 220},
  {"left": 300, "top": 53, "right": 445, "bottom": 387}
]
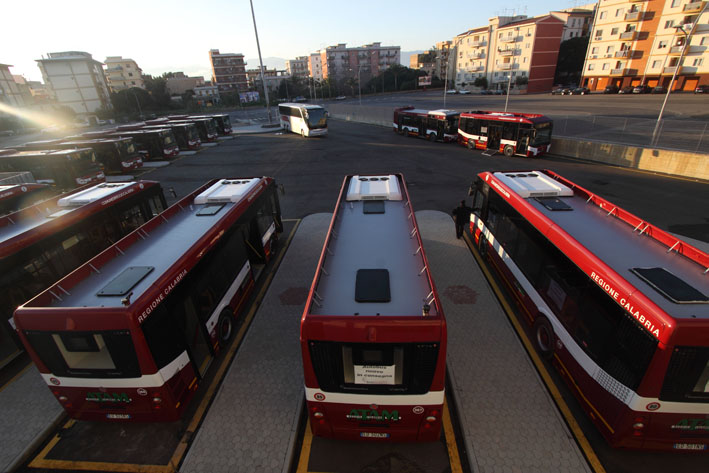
[{"left": 326, "top": 103, "right": 709, "bottom": 154}]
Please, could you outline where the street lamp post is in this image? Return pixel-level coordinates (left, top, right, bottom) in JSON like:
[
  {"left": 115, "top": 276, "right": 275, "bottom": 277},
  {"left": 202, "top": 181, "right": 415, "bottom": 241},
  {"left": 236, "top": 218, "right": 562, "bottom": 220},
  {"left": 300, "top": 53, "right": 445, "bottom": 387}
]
[
  {"left": 358, "top": 64, "right": 363, "bottom": 106},
  {"left": 249, "top": 0, "right": 271, "bottom": 124},
  {"left": 505, "top": 68, "right": 513, "bottom": 112},
  {"left": 652, "top": 3, "right": 706, "bottom": 146},
  {"left": 443, "top": 59, "right": 449, "bottom": 108}
]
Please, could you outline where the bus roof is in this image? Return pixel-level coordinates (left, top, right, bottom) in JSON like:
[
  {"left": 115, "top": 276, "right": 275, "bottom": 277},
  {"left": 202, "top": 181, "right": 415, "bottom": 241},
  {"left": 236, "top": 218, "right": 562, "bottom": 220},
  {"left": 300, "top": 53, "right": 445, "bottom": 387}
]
[
  {"left": 486, "top": 170, "right": 709, "bottom": 322},
  {"left": 307, "top": 174, "right": 439, "bottom": 318},
  {"left": 278, "top": 103, "right": 324, "bottom": 110},
  {"left": 462, "top": 111, "right": 550, "bottom": 124},
  {"left": 0, "top": 183, "right": 48, "bottom": 201},
  {"left": 28, "top": 178, "right": 271, "bottom": 311},
  {"left": 0, "top": 181, "right": 158, "bottom": 258},
  {"left": 0, "top": 148, "right": 93, "bottom": 159}
]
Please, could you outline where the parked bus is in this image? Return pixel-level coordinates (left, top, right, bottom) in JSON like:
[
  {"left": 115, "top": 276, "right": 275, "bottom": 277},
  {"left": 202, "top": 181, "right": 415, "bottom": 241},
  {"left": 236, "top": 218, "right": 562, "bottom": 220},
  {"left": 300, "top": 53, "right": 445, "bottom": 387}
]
[
  {"left": 0, "top": 149, "right": 105, "bottom": 189},
  {"left": 169, "top": 118, "right": 218, "bottom": 143},
  {"left": 278, "top": 103, "right": 328, "bottom": 137},
  {"left": 457, "top": 111, "right": 552, "bottom": 157},
  {"left": 143, "top": 123, "right": 201, "bottom": 151},
  {"left": 0, "top": 181, "right": 166, "bottom": 369},
  {"left": 20, "top": 138, "right": 143, "bottom": 174},
  {"left": 300, "top": 174, "right": 446, "bottom": 441},
  {"left": 0, "top": 183, "right": 53, "bottom": 215},
  {"left": 14, "top": 177, "right": 283, "bottom": 421},
  {"left": 110, "top": 129, "right": 179, "bottom": 161},
  {"left": 468, "top": 170, "right": 709, "bottom": 451},
  {"left": 393, "top": 106, "right": 459, "bottom": 142},
  {"left": 196, "top": 114, "right": 232, "bottom": 135}
]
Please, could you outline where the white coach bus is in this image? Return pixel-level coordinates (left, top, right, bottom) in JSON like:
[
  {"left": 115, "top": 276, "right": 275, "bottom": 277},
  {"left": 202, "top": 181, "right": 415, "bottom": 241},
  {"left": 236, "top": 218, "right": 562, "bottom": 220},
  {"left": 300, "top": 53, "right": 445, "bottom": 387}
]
[{"left": 278, "top": 103, "right": 328, "bottom": 137}]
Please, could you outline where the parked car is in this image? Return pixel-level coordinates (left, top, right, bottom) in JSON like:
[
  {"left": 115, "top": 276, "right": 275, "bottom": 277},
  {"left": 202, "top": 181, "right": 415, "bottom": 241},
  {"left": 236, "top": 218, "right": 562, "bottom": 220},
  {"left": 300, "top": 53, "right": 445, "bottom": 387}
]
[
  {"left": 294, "top": 96, "right": 307, "bottom": 103},
  {"left": 551, "top": 86, "right": 567, "bottom": 95},
  {"left": 604, "top": 85, "right": 620, "bottom": 94},
  {"left": 695, "top": 85, "right": 709, "bottom": 93},
  {"left": 633, "top": 85, "right": 652, "bottom": 94},
  {"left": 458, "top": 89, "right": 471, "bottom": 95},
  {"left": 480, "top": 89, "right": 493, "bottom": 95},
  {"left": 570, "top": 87, "right": 590, "bottom": 95},
  {"left": 446, "top": 89, "right": 458, "bottom": 94},
  {"left": 335, "top": 95, "right": 347, "bottom": 100},
  {"left": 619, "top": 85, "right": 635, "bottom": 94},
  {"left": 651, "top": 86, "right": 667, "bottom": 94}
]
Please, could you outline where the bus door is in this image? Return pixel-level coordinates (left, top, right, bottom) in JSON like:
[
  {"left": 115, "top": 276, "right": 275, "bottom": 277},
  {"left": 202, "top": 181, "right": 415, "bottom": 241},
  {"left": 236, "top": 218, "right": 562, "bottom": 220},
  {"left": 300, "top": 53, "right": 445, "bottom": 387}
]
[
  {"left": 517, "top": 128, "right": 532, "bottom": 154},
  {"left": 487, "top": 125, "right": 502, "bottom": 150},
  {"left": 178, "top": 297, "right": 213, "bottom": 377}
]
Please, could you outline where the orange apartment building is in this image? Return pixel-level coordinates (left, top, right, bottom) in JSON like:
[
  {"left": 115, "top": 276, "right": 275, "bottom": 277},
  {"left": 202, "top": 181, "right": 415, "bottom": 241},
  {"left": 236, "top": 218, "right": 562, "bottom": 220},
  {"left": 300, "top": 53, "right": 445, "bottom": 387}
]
[{"left": 581, "top": 0, "right": 709, "bottom": 91}]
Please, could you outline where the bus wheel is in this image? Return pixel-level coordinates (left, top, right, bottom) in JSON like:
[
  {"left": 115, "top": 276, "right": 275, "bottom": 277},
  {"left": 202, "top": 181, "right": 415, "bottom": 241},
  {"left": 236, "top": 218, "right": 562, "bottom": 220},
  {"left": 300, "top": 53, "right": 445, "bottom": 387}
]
[
  {"left": 467, "top": 140, "right": 475, "bottom": 150},
  {"left": 503, "top": 145, "right": 515, "bottom": 157},
  {"left": 533, "top": 316, "right": 555, "bottom": 360},
  {"left": 217, "top": 310, "right": 234, "bottom": 343},
  {"left": 428, "top": 133, "right": 437, "bottom": 142}
]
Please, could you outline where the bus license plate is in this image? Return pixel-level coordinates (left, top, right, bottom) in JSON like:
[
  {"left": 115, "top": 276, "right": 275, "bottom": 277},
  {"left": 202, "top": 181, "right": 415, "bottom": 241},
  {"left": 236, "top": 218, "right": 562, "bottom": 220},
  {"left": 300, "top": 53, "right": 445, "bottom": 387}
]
[
  {"left": 673, "top": 443, "right": 706, "bottom": 451},
  {"left": 360, "top": 432, "right": 389, "bottom": 439},
  {"left": 106, "top": 413, "right": 131, "bottom": 419}
]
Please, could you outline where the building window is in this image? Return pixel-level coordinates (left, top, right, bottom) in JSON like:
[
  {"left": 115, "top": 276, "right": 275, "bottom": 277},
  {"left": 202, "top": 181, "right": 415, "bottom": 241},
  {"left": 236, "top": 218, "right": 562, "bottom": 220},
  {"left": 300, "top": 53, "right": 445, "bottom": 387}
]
[
  {"left": 658, "top": 40, "right": 668, "bottom": 49},
  {"left": 588, "top": 63, "right": 595, "bottom": 71},
  {"left": 592, "top": 47, "right": 599, "bottom": 54},
  {"left": 128, "top": 72, "right": 133, "bottom": 77},
  {"left": 523, "top": 57, "right": 528, "bottom": 63},
  {"left": 602, "top": 63, "right": 609, "bottom": 70},
  {"left": 611, "top": 27, "right": 619, "bottom": 35},
  {"left": 694, "top": 58, "right": 704, "bottom": 66},
  {"left": 702, "top": 37, "right": 708, "bottom": 46},
  {"left": 606, "top": 46, "right": 613, "bottom": 53},
  {"left": 595, "top": 29, "right": 603, "bottom": 39},
  {"left": 600, "top": 11, "right": 607, "bottom": 19},
  {"left": 615, "top": 8, "right": 622, "bottom": 17},
  {"left": 665, "top": 20, "right": 675, "bottom": 29},
  {"left": 671, "top": 0, "right": 680, "bottom": 7},
  {"left": 652, "top": 60, "right": 661, "bottom": 68}
]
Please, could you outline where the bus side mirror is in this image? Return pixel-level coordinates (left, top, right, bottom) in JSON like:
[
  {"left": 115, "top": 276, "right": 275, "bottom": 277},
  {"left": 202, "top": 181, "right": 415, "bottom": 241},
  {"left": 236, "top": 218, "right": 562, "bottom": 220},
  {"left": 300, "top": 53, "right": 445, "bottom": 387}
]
[{"left": 468, "top": 185, "right": 475, "bottom": 197}]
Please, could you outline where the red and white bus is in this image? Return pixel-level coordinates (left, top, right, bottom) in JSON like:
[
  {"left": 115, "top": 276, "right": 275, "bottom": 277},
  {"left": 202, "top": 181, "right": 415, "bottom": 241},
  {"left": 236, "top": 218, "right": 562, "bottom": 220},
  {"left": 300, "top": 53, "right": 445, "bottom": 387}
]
[
  {"left": 0, "top": 183, "right": 53, "bottom": 215},
  {"left": 0, "top": 181, "right": 166, "bottom": 370},
  {"left": 469, "top": 170, "right": 709, "bottom": 451},
  {"left": 14, "top": 177, "right": 282, "bottom": 421},
  {"left": 300, "top": 174, "right": 446, "bottom": 442},
  {"left": 393, "top": 106, "right": 459, "bottom": 142},
  {"left": 457, "top": 111, "right": 552, "bottom": 157}
]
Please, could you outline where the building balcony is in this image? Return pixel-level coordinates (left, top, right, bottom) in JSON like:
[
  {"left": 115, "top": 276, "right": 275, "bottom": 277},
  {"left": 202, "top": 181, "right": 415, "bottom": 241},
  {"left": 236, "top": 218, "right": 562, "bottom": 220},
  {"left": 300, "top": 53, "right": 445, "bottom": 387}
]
[
  {"left": 469, "top": 66, "right": 485, "bottom": 72},
  {"left": 663, "top": 65, "right": 682, "bottom": 74},
  {"left": 669, "top": 45, "right": 687, "bottom": 55},
  {"left": 676, "top": 23, "right": 695, "bottom": 33},
  {"left": 106, "top": 66, "right": 123, "bottom": 72},
  {"left": 619, "top": 31, "right": 638, "bottom": 40},
  {"left": 614, "top": 49, "right": 636, "bottom": 58},
  {"left": 498, "top": 48, "right": 518, "bottom": 56},
  {"left": 498, "top": 63, "right": 517, "bottom": 70},
  {"left": 469, "top": 52, "right": 484, "bottom": 59},
  {"left": 471, "top": 40, "right": 486, "bottom": 47},
  {"left": 493, "top": 75, "right": 511, "bottom": 83},
  {"left": 610, "top": 67, "right": 635, "bottom": 76},
  {"left": 500, "top": 35, "right": 521, "bottom": 43},
  {"left": 624, "top": 11, "right": 643, "bottom": 21},
  {"left": 683, "top": 1, "right": 705, "bottom": 13}
]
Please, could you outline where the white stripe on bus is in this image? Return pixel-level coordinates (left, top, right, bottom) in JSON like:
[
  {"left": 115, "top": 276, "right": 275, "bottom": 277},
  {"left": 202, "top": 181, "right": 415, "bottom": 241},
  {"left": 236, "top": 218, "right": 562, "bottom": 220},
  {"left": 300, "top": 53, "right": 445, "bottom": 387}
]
[
  {"left": 472, "top": 214, "right": 709, "bottom": 416},
  {"left": 205, "top": 260, "right": 252, "bottom": 335},
  {"left": 305, "top": 387, "right": 444, "bottom": 405}
]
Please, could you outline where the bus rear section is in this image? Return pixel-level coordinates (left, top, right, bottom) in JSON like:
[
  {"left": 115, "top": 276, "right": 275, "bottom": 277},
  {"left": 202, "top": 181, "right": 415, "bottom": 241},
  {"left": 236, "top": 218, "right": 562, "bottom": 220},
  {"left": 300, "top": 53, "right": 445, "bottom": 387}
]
[
  {"left": 393, "top": 106, "right": 459, "bottom": 142},
  {"left": 468, "top": 170, "right": 709, "bottom": 451},
  {"left": 278, "top": 104, "right": 328, "bottom": 137},
  {"left": 0, "top": 149, "right": 105, "bottom": 189},
  {"left": 301, "top": 174, "right": 446, "bottom": 442},
  {"left": 14, "top": 177, "right": 283, "bottom": 422},
  {"left": 458, "top": 111, "right": 552, "bottom": 157}
]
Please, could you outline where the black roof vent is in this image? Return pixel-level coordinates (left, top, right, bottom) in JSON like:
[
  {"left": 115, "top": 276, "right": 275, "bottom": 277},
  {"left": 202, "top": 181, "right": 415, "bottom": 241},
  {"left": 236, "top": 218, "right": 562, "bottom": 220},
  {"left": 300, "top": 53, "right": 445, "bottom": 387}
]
[
  {"left": 363, "top": 201, "right": 385, "bottom": 214},
  {"left": 631, "top": 267, "right": 709, "bottom": 304},
  {"left": 535, "top": 196, "right": 573, "bottom": 211},
  {"left": 355, "top": 269, "right": 391, "bottom": 303},
  {"left": 98, "top": 266, "right": 154, "bottom": 297}
]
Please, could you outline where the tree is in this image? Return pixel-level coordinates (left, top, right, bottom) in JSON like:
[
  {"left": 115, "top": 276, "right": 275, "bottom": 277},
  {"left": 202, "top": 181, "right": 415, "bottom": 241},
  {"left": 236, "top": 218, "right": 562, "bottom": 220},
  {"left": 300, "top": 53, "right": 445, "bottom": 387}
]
[
  {"left": 110, "top": 87, "right": 152, "bottom": 117},
  {"left": 554, "top": 36, "right": 589, "bottom": 85},
  {"left": 515, "top": 76, "right": 528, "bottom": 86},
  {"left": 143, "top": 75, "right": 172, "bottom": 109},
  {"left": 474, "top": 77, "right": 488, "bottom": 89}
]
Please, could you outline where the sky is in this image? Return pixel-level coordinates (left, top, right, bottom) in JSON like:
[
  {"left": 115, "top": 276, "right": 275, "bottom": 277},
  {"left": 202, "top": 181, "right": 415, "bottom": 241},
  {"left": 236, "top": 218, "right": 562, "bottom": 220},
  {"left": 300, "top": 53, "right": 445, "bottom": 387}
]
[{"left": 2, "top": 0, "right": 588, "bottom": 83}]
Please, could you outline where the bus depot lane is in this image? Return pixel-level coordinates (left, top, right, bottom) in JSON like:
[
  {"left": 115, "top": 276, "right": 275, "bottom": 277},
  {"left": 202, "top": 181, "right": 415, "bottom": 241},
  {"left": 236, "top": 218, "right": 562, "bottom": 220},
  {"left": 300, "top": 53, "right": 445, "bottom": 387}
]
[
  {"left": 295, "top": 396, "right": 465, "bottom": 473},
  {"left": 19, "top": 220, "right": 300, "bottom": 473}
]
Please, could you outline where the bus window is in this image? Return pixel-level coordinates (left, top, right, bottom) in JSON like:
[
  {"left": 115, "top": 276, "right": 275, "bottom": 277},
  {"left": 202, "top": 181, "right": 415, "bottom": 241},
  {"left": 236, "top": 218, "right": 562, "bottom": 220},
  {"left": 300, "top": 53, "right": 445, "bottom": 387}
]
[
  {"left": 661, "top": 347, "right": 709, "bottom": 402},
  {"left": 502, "top": 123, "right": 517, "bottom": 141},
  {"left": 141, "top": 304, "right": 187, "bottom": 370}
]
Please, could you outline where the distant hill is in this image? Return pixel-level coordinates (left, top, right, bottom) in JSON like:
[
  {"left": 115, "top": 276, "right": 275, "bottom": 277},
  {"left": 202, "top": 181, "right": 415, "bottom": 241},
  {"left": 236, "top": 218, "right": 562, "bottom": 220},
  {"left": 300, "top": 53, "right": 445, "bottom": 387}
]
[
  {"left": 400, "top": 50, "right": 424, "bottom": 68},
  {"left": 245, "top": 57, "right": 287, "bottom": 70}
]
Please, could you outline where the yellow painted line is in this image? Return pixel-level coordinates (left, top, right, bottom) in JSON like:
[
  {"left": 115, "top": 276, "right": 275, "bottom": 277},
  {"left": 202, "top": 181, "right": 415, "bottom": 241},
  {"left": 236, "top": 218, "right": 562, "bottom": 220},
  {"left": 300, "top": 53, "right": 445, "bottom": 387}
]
[
  {"left": 296, "top": 419, "right": 314, "bottom": 473},
  {"left": 28, "top": 221, "right": 303, "bottom": 473},
  {"left": 443, "top": 399, "right": 463, "bottom": 473},
  {"left": 0, "top": 361, "right": 31, "bottom": 394},
  {"left": 463, "top": 232, "right": 606, "bottom": 473}
]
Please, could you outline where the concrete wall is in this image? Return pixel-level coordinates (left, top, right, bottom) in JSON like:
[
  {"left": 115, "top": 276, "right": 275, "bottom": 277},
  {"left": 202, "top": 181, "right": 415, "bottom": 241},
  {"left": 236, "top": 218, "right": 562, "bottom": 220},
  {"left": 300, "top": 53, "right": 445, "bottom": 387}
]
[{"left": 551, "top": 136, "right": 709, "bottom": 181}]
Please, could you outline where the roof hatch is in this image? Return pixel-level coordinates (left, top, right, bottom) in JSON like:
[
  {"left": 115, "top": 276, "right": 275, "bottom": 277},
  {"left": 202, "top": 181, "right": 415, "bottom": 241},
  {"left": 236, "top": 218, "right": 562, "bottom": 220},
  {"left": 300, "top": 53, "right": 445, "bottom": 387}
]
[
  {"left": 494, "top": 172, "right": 574, "bottom": 198},
  {"left": 194, "top": 179, "right": 259, "bottom": 204},
  {"left": 58, "top": 182, "right": 133, "bottom": 208},
  {"left": 346, "top": 175, "right": 402, "bottom": 201},
  {"left": 631, "top": 267, "right": 709, "bottom": 304}
]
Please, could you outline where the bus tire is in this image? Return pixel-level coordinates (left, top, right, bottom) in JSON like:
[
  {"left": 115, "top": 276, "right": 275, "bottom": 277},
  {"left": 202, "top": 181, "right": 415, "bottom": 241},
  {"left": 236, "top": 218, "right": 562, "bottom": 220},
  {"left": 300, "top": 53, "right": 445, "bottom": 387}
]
[
  {"left": 217, "top": 310, "right": 235, "bottom": 343},
  {"left": 533, "top": 316, "right": 555, "bottom": 360},
  {"left": 467, "top": 140, "right": 475, "bottom": 150},
  {"left": 503, "top": 145, "right": 515, "bottom": 157},
  {"left": 428, "top": 133, "right": 437, "bottom": 142}
]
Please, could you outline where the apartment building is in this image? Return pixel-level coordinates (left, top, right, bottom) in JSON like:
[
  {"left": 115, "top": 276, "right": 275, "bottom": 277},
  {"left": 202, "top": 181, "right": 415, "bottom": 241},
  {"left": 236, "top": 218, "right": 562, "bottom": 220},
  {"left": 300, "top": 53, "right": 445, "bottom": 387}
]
[
  {"left": 208, "top": 49, "right": 248, "bottom": 93},
  {"left": 410, "top": 41, "right": 456, "bottom": 82},
  {"left": 286, "top": 56, "right": 310, "bottom": 78},
  {"left": 581, "top": 0, "right": 709, "bottom": 91},
  {"left": 246, "top": 68, "right": 289, "bottom": 94},
  {"left": 36, "top": 51, "right": 112, "bottom": 115},
  {"left": 0, "top": 64, "right": 26, "bottom": 108},
  {"left": 166, "top": 72, "right": 205, "bottom": 96},
  {"left": 454, "top": 14, "right": 565, "bottom": 93},
  {"left": 104, "top": 56, "right": 145, "bottom": 92},
  {"left": 311, "top": 42, "right": 400, "bottom": 83},
  {"left": 551, "top": 8, "right": 596, "bottom": 40},
  {"left": 308, "top": 53, "right": 323, "bottom": 81}
]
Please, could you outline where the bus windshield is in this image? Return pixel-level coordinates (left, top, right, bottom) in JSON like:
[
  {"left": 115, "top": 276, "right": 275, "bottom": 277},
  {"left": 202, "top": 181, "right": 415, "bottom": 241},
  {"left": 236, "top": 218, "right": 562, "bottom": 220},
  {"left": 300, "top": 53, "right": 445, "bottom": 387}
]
[
  {"left": 162, "top": 133, "right": 174, "bottom": 147},
  {"left": 304, "top": 108, "right": 327, "bottom": 129},
  {"left": 446, "top": 117, "right": 459, "bottom": 134},
  {"left": 24, "top": 330, "right": 140, "bottom": 378},
  {"left": 533, "top": 122, "right": 552, "bottom": 146}
]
